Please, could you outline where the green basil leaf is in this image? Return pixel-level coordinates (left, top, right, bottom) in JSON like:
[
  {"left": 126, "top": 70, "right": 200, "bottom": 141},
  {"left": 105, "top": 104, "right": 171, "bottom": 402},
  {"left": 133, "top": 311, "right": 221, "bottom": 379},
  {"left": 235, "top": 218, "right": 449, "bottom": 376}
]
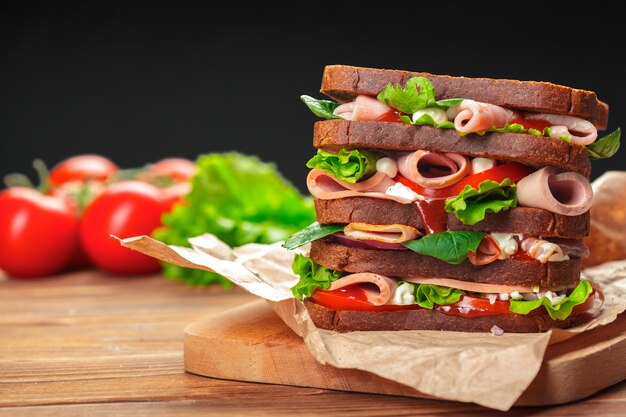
[
  {"left": 509, "top": 280, "right": 593, "bottom": 320},
  {"left": 376, "top": 77, "right": 436, "bottom": 114},
  {"left": 282, "top": 222, "right": 344, "bottom": 250},
  {"left": 306, "top": 148, "right": 382, "bottom": 184},
  {"left": 403, "top": 231, "right": 485, "bottom": 264},
  {"left": 291, "top": 254, "right": 343, "bottom": 300},
  {"left": 587, "top": 128, "right": 621, "bottom": 159},
  {"left": 300, "top": 95, "right": 342, "bottom": 119},
  {"left": 444, "top": 179, "right": 517, "bottom": 225}
]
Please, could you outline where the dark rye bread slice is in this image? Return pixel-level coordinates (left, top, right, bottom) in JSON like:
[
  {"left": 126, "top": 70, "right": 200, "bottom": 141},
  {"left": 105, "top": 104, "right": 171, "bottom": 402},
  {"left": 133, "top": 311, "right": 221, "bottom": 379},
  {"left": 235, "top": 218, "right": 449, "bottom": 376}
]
[
  {"left": 315, "top": 198, "right": 590, "bottom": 238},
  {"left": 311, "top": 238, "right": 582, "bottom": 289},
  {"left": 304, "top": 299, "right": 593, "bottom": 333},
  {"left": 314, "top": 120, "right": 591, "bottom": 177},
  {"left": 321, "top": 65, "right": 608, "bottom": 129}
]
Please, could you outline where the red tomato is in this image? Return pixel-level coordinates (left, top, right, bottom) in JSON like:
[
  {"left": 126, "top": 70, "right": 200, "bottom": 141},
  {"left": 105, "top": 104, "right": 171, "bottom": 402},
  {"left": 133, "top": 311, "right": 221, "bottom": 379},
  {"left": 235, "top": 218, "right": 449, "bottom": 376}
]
[
  {"left": 395, "top": 162, "right": 534, "bottom": 199},
  {"left": 80, "top": 181, "right": 167, "bottom": 275},
  {"left": 149, "top": 158, "right": 196, "bottom": 182},
  {"left": 49, "top": 155, "right": 118, "bottom": 187},
  {"left": 509, "top": 117, "right": 551, "bottom": 132},
  {"left": 375, "top": 110, "right": 403, "bottom": 123},
  {"left": 0, "top": 187, "right": 79, "bottom": 277},
  {"left": 310, "top": 286, "right": 421, "bottom": 312}
]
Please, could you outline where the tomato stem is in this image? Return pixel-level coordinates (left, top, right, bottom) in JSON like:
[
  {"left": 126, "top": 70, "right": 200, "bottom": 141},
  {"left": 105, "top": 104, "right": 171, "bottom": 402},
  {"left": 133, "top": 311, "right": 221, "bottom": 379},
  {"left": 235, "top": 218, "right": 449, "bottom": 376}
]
[{"left": 32, "top": 159, "right": 51, "bottom": 194}]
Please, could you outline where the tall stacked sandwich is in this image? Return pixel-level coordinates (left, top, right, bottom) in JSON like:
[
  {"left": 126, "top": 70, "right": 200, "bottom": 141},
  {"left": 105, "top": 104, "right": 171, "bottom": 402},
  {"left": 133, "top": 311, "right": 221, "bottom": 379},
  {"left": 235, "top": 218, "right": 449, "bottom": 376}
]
[{"left": 284, "top": 65, "right": 620, "bottom": 333}]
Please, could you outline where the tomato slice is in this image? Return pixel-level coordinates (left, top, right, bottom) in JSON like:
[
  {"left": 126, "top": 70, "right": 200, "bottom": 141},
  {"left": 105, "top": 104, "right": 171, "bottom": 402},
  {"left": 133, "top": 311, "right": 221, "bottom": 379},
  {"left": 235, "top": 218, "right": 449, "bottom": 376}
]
[
  {"left": 309, "top": 286, "right": 597, "bottom": 317},
  {"left": 509, "top": 117, "right": 551, "bottom": 132},
  {"left": 394, "top": 162, "right": 534, "bottom": 199},
  {"left": 375, "top": 110, "right": 403, "bottom": 123}
]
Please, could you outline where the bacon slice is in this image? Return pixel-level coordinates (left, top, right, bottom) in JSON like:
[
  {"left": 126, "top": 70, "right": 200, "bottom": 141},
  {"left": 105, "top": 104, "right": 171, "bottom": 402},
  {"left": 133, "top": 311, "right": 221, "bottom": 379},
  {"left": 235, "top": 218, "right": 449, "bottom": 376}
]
[
  {"left": 327, "top": 273, "right": 398, "bottom": 306},
  {"left": 397, "top": 150, "right": 469, "bottom": 189},
  {"left": 306, "top": 169, "right": 407, "bottom": 203},
  {"left": 520, "top": 237, "right": 569, "bottom": 263},
  {"left": 343, "top": 223, "right": 422, "bottom": 243},
  {"left": 517, "top": 167, "right": 593, "bottom": 216},
  {"left": 524, "top": 113, "right": 598, "bottom": 145},
  {"left": 467, "top": 235, "right": 502, "bottom": 266},
  {"left": 446, "top": 99, "right": 517, "bottom": 133},
  {"left": 333, "top": 95, "right": 393, "bottom": 121}
]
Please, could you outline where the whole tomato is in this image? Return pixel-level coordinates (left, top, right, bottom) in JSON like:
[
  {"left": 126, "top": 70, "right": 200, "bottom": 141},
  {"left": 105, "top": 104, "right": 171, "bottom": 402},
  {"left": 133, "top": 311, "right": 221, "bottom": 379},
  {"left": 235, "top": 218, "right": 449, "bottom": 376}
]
[
  {"left": 0, "top": 187, "right": 79, "bottom": 277},
  {"left": 49, "top": 154, "right": 118, "bottom": 187},
  {"left": 80, "top": 181, "right": 167, "bottom": 275}
]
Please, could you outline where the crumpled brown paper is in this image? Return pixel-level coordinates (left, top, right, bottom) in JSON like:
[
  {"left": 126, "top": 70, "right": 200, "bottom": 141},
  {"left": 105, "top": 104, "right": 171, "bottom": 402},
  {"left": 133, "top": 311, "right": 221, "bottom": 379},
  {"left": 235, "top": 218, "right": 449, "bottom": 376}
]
[{"left": 119, "top": 234, "right": 626, "bottom": 411}]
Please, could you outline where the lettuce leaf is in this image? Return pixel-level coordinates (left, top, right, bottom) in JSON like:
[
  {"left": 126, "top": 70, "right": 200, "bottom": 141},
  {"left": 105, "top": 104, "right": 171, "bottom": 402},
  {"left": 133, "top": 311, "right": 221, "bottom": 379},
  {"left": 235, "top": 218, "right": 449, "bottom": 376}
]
[
  {"left": 509, "top": 280, "right": 593, "bottom": 320},
  {"left": 588, "top": 128, "right": 621, "bottom": 159},
  {"left": 403, "top": 231, "right": 485, "bottom": 264},
  {"left": 399, "top": 113, "right": 455, "bottom": 129},
  {"left": 282, "top": 222, "right": 344, "bottom": 250},
  {"left": 376, "top": 77, "right": 436, "bottom": 114},
  {"left": 291, "top": 254, "right": 343, "bottom": 300},
  {"left": 153, "top": 153, "right": 316, "bottom": 286},
  {"left": 300, "top": 95, "right": 342, "bottom": 119},
  {"left": 413, "top": 283, "right": 464, "bottom": 309},
  {"left": 445, "top": 179, "right": 517, "bottom": 225},
  {"left": 306, "top": 148, "right": 382, "bottom": 184}
]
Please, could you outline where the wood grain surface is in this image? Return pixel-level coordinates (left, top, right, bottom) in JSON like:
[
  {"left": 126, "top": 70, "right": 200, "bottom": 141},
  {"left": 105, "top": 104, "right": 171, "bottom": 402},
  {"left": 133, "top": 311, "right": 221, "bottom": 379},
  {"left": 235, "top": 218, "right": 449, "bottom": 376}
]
[{"left": 1, "top": 270, "right": 625, "bottom": 416}]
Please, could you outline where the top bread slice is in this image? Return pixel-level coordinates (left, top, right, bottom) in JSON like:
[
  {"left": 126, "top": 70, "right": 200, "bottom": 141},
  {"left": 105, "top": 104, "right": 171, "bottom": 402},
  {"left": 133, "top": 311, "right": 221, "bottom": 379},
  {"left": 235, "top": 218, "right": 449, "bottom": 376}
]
[{"left": 321, "top": 65, "right": 609, "bottom": 130}]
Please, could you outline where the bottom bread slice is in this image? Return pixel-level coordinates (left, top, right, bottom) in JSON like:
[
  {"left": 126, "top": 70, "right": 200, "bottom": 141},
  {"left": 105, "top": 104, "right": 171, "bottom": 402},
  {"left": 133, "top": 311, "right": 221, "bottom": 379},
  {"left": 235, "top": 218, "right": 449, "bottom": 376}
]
[{"left": 304, "top": 299, "right": 593, "bottom": 333}]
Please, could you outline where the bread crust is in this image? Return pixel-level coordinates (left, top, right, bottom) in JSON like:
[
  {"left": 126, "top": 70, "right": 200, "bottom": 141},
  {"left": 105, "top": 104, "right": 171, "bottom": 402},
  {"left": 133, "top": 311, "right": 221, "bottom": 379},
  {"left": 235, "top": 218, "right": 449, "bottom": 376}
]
[
  {"left": 304, "top": 299, "right": 593, "bottom": 333},
  {"left": 314, "top": 198, "right": 590, "bottom": 238},
  {"left": 313, "top": 120, "right": 591, "bottom": 177},
  {"left": 311, "top": 238, "right": 582, "bottom": 288},
  {"left": 321, "top": 65, "right": 608, "bottom": 129}
]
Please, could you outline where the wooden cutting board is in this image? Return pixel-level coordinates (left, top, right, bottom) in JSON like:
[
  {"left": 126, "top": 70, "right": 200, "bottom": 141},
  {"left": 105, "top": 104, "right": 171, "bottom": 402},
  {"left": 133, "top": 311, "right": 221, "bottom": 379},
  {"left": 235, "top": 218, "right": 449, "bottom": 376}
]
[{"left": 184, "top": 300, "right": 626, "bottom": 406}]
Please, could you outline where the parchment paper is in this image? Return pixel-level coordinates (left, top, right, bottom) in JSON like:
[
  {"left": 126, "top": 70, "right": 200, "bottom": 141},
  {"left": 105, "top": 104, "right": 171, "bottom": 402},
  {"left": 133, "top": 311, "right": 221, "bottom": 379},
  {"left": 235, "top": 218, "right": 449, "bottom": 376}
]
[{"left": 119, "top": 234, "right": 626, "bottom": 411}]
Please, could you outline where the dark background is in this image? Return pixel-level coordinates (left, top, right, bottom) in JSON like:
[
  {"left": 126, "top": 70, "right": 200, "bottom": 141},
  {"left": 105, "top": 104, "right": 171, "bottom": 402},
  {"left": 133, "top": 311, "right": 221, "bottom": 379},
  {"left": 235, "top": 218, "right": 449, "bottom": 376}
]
[{"left": 1, "top": 3, "right": 624, "bottom": 193}]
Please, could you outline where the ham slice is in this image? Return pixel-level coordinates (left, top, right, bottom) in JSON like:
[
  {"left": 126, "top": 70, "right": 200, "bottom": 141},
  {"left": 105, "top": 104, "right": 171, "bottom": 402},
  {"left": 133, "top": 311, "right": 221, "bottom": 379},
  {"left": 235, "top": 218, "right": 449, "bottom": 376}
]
[
  {"left": 446, "top": 99, "right": 517, "bottom": 133},
  {"left": 333, "top": 95, "right": 393, "bottom": 121},
  {"left": 520, "top": 237, "right": 569, "bottom": 263},
  {"left": 344, "top": 223, "right": 422, "bottom": 243},
  {"left": 547, "top": 238, "right": 590, "bottom": 259},
  {"left": 327, "top": 273, "right": 398, "bottom": 306},
  {"left": 401, "top": 276, "right": 566, "bottom": 294},
  {"left": 397, "top": 150, "right": 469, "bottom": 189},
  {"left": 467, "top": 235, "right": 502, "bottom": 266},
  {"left": 307, "top": 169, "right": 407, "bottom": 202},
  {"left": 517, "top": 167, "right": 593, "bottom": 216},
  {"left": 524, "top": 113, "right": 598, "bottom": 145}
]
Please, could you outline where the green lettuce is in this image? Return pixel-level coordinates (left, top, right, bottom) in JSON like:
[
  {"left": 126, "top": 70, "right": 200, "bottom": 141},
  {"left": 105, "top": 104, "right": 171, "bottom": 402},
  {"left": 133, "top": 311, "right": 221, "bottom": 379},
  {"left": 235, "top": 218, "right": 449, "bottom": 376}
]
[
  {"left": 300, "top": 95, "right": 342, "bottom": 119},
  {"left": 509, "top": 280, "right": 593, "bottom": 320},
  {"left": 282, "top": 222, "right": 344, "bottom": 250},
  {"left": 377, "top": 77, "right": 463, "bottom": 114},
  {"left": 154, "top": 153, "right": 316, "bottom": 286},
  {"left": 445, "top": 179, "right": 517, "bottom": 225},
  {"left": 399, "top": 113, "right": 456, "bottom": 129},
  {"left": 306, "top": 148, "right": 382, "bottom": 183},
  {"left": 402, "top": 231, "right": 485, "bottom": 264},
  {"left": 291, "top": 254, "right": 343, "bottom": 300},
  {"left": 588, "top": 128, "right": 621, "bottom": 159},
  {"left": 411, "top": 282, "right": 464, "bottom": 309}
]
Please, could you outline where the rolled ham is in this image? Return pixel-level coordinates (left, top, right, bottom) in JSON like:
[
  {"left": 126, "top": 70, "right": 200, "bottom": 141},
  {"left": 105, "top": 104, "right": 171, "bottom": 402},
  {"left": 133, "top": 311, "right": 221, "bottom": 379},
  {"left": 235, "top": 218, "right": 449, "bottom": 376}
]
[
  {"left": 333, "top": 95, "right": 393, "bottom": 121},
  {"left": 520, "top": 237, "right": 569, "bottom": 263},
  {"left": 397, "top": 150, "right": 469, "bottom": 189},
  {"left": 467, "top": 235, "right": 502, "bottom": 266},
  {"left": 326, "top": 273, "right": 398, "bottom": 306},
  {"left": 524, "top": 113, "right": 598, "bottom": 145},
  {"left": 446, "top": 99, "right": 517, "bottom": 133},
  {"left": 307, "top": 169, "right": 407, "bottom": 203},
  {"left": 402, "top": 276, "right": 563, "bottom": 294},
  {"left": 517, "top": 167, "right": 593, "bottom": 216},
  {"left": 344, "top": 223, "right": 422, "bottom": 243}
]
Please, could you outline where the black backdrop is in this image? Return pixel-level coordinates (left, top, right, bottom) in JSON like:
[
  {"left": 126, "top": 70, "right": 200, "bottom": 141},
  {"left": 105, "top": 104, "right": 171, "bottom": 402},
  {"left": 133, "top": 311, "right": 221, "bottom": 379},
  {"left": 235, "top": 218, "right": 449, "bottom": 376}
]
[{"left": 2, "top": 3, "right": 625, "bottom": 193}]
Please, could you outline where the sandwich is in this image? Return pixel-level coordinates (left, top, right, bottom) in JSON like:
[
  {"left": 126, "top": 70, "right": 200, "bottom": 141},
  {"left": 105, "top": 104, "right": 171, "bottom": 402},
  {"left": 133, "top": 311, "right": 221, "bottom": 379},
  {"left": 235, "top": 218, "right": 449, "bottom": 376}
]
[{"left": 284, "top": 65, "right": 620, "bottom": 333}]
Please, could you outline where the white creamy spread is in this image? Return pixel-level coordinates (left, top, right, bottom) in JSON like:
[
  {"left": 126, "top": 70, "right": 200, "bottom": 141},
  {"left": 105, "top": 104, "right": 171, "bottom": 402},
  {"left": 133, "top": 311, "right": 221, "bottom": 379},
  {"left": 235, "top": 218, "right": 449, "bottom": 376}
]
[
  {"left": 391, "top": 282, "right": 416, "bottom": 305},
  {"left": 412, "top": 108, "right": 448, "bottom": 124},
  {"left": 490, "top": 233, "right": 522, "bottom": 260},
  {"left": 385, "top": 182, "right": 420, "bottom": 204},
  {"left": 376, "top": 157, "right": 398, "bottom": 178},
  {"left": 471, "top": 157, "right": 496, "bottom": 175}
]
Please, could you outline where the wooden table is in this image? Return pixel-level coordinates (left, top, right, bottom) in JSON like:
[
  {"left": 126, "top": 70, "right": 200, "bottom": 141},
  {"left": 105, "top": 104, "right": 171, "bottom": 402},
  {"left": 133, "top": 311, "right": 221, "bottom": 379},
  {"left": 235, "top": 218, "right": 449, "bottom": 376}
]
[{"left": 1, "top": 271, "right": 624, "bottom": 416}]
